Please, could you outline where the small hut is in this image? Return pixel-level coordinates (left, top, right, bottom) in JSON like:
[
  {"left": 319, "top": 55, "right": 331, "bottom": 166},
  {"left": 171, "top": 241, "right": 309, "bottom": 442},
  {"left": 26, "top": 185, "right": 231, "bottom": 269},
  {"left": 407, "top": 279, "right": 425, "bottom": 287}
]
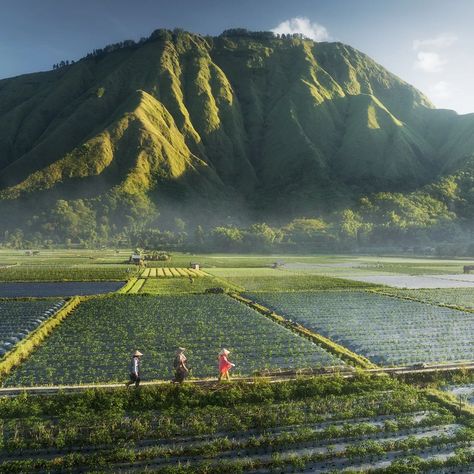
[{"left": 130, "top": 254, "right": 144, "bottom": 266}]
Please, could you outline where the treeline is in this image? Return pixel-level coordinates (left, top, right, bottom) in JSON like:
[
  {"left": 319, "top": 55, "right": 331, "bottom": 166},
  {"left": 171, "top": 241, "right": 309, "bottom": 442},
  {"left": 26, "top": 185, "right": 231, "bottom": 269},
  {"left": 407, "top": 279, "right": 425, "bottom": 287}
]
[
  {"left": 219, "top": 28, "right": 308, "bottom": 40},
  {"left": 127, "top": 216, "right": 474, "bottom": 257},
  {"left": 2, "top": 209, "right": 472, "bottom": 257},
  {"left": 52, "top": 28, "right": 185, "bottom": 69},
  {"left": 51, "top": 27, "right": 309, "bottom": 70},
  {"left": 1, "top": 168, "right": 472, "bottom": 256}
]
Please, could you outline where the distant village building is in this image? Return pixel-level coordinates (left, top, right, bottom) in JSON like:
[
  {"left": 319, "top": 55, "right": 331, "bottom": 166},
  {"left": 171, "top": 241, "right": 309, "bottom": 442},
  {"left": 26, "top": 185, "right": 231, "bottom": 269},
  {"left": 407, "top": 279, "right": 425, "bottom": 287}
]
[
  {"left": 130, "top": 254, "right": 144, "bottom": 265},
  {"left": 190, "top": 262, "right": 200, "bottom": 270}
]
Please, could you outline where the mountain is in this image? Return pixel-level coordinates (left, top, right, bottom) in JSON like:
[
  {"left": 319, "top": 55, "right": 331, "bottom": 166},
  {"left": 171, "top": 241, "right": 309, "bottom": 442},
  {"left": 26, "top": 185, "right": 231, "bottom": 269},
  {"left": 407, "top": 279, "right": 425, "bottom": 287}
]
[{"left": 0, "top": 28, "right": 472, "bottom": 240}]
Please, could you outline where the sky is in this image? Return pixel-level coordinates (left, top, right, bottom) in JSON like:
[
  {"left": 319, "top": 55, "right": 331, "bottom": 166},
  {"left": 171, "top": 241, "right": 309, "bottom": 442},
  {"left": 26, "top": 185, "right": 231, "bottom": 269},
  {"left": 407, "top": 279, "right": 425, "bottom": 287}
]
[{"left": 1, "top": 0, "right": 473, "bottom": 114}]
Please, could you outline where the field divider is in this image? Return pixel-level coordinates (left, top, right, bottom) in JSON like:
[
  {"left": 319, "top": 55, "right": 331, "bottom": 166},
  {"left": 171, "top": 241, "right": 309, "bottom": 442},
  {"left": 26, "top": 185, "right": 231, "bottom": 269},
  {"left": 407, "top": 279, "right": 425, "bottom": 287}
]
[
  {"left": 0, "top": 296, "right": 83, "bottom": 381},
  {"left": 425, "top": 388, "right": 474, "bottom": 419},
  {"left": 367, "top": 288, "right": 474, "bottom": 314},
  {"left": 228, "top": 293, "right": 377, "bottom": 369},
  {"left": 116, "top": 277, "right": 138, "bottom": 294},
  {"left": 128, "top": 279, "right": 146, "bottom": 293}
]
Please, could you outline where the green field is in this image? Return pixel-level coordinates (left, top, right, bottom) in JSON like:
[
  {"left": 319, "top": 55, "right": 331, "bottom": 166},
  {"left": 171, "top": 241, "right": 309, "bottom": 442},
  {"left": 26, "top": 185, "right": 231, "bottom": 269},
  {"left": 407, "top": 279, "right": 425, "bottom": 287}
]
[
  {"left": 4, "top": 294, "right": 343, "bottom": 386},
  {"left": 1, "top": 375, "right": 472, "bottom": 472},
  {"left": 379, "top": 288, "right": 474, "bottom": 311},
  {"left": 246, "top": 290, "right": 474, "bottom": 366},
  {"left": 207, "top": 267, "right": 377, "bottom": 291},
  {"left": 140, "top": 275, "right": 242, "bottom": 294},
  {"left": 0, "top": 265, "right": 137, "bottom": 282},
  {"left": 1, "top": 250, "right": 474, "bottom": 472}
]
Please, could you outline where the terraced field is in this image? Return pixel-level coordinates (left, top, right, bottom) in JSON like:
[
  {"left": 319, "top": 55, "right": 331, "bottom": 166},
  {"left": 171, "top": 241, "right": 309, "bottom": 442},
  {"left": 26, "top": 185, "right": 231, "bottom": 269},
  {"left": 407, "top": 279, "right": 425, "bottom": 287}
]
[
  {"left": 247, "top": 291, "right": 474, "bottom": 366},
  {"left": 1, "top": 376, "right": 472, "bottom": 473},
  {"left": 4, "top": 294, "right": 343, "bottom": 386}
]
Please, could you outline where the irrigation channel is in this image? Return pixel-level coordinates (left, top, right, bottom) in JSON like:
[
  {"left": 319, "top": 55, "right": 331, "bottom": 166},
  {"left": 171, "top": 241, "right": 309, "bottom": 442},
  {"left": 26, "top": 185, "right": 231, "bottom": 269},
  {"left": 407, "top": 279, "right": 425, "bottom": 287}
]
[{"left": 1, "top": 362, "right": 473, "bottom": 397}]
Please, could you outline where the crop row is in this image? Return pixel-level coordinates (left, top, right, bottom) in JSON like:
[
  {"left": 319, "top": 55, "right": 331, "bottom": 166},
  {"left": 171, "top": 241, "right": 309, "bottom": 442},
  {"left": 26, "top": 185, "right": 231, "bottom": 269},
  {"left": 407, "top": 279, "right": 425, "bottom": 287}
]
[
  {"left": 4, "top": 294, "right": 344, "bottom": 386},
  {"left": 231, "top": 293, "right": 376, "bottom": 369},
  {"left": 141, "top": 267, "right": 206, "bottom": 278},
  {"left": 3, "top": 423, "right": 471, "bottom": 472},
  {"left": 247, "top": 291, "right": 474, "bottom": 367},
  {"left": 0, "top": 297, "right": 82, "bottom": 381},
  {"left": 0, "top": 300, "right": 64, "bottom": 357},
  {"left": 0, "top": 377, "right": 471, "bottom": 473},
  {"left": 374, "top": 288, "right": 474, "bottom": 312}
]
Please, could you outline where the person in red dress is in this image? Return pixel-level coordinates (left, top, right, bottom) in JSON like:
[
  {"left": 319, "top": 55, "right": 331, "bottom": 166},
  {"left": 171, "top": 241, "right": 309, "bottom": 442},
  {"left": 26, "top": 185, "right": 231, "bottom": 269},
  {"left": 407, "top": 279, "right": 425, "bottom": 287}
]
[{"left": 218, "top": 348, "right": 235, "bottom": 381}]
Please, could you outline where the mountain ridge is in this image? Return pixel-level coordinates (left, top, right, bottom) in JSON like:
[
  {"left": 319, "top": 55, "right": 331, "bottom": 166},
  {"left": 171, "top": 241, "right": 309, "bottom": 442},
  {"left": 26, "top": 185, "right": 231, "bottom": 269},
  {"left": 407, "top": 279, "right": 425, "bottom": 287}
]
[{"left": 0, "top": 28, "right": 472, "bottom": 242}]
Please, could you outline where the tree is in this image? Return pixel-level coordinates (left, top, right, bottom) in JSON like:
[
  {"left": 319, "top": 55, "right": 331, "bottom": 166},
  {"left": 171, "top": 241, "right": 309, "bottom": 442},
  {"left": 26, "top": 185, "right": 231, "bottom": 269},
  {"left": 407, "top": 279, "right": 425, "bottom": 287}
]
[
  {"left": 283, "top": 218, "right": 334, "bottom": 249},
  {"left": 47, "top": 199, "right": 97, "bottom": 242},
  {"left": 194, "top": 225, "right": 206, "bottom": 247},
  {"left": 244, "top": 223, "right": 277, "bottom": 251},
  {"left": 337, "top": 209, "right": 364, "bottom": 244},
  {"left": 173, "top": 218, "right": 186, "bottom": 233},
  {"left": 211, "top": 226, "right": 243, "bottom": 251},
  {"left": 6, "top": 229, "right": 24, "bottom": 249}
]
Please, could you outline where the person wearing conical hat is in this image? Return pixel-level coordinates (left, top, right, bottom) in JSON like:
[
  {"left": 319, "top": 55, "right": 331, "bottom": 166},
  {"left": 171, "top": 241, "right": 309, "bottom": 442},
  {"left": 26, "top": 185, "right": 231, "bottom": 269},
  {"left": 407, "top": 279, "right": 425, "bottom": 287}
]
[
  {"left": 218, "top": 348, "right": 235, "bottom": 382},
  {"left": 172, "top": 347, "right": 189, "bottom": 384},
  {"left": 126, "top": 350, "right": 143, "bottom": 388}
]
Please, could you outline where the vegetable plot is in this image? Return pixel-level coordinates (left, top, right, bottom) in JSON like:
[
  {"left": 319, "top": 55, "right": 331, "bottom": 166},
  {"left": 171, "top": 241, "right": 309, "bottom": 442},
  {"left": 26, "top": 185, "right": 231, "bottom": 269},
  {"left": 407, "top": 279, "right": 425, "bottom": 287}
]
[
  {"left": 140, "top": 275, "right": 241, "bottom": 294},
  {"left": 377, "top": 288, "right": 474, "bottom": 311},
  {"left": 0, "top": 281, "right": 124, "bottom": 297},
  {"left": 207, "top": 268, "right": 375, "bottom": 292},
  {"left": 247, "top": 291, "right": 474, "bottom": 367},
  {"left": 0, "top": 300, "right": 64, "bottom": 356},
  {"left": 4, "top": 294, "right": 343, "bottom": 386},
  {"left": 0, "top": 265, "right": 137, "bottom": 282},
  {"left": 1, "top": 376, "right": 472, "bottom": 473}
]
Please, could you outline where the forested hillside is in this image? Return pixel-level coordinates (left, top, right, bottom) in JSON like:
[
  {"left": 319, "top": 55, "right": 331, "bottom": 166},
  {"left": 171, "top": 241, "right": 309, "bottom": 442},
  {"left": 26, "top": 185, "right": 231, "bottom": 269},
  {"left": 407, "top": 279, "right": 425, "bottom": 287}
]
[{"left": 0, "top": 28, "right": 472, "bottom": 250}]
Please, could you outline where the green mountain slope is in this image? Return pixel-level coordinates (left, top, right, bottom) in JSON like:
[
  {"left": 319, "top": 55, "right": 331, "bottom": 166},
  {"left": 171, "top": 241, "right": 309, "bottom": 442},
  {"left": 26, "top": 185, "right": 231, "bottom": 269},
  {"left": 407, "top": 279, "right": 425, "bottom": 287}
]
[{"left": 0, "top": 29, "right": 472, "bottom": 237}]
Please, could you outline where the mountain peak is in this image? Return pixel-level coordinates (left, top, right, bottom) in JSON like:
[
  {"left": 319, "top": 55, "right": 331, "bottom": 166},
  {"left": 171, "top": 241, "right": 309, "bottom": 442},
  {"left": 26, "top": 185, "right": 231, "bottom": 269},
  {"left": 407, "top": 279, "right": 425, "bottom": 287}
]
[{"left": 0, "top": 29, "right": 472, "bottom": 234}]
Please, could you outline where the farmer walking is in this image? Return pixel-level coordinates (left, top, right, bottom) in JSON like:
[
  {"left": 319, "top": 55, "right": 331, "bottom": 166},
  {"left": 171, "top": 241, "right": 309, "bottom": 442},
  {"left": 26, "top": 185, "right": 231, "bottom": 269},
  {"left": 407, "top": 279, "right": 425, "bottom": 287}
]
[
  {"left": 126, "top": 350, "right": 143, "bottom": 388},
  {"left": 172, "top": 347, "right": 189, "bottom": 383},
  {"left": 218, "top": 348, "right": 235, "bottom": 382}
]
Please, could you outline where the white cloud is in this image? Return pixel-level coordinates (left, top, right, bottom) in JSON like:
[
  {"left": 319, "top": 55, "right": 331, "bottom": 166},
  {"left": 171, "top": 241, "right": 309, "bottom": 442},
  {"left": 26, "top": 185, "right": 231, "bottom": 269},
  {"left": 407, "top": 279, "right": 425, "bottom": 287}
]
[
  {"left": 413, "top": 34, "right": 458, "bottom": 51},
  {"left": 271, "top": 17, "right": 329, "bottom": 41},
  {"left": 414, "top": 51, "right": 445, "bottom": 73},
  {"left": 430, "top": 81, "right": 452, "bottom": 99}
]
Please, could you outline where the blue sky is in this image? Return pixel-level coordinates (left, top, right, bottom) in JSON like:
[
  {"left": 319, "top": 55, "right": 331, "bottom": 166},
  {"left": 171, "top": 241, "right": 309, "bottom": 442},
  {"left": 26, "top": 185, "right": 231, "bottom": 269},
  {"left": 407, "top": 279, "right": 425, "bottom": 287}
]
[{"left": 1, "top": 0, "right": 473, "bottom": 113}]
